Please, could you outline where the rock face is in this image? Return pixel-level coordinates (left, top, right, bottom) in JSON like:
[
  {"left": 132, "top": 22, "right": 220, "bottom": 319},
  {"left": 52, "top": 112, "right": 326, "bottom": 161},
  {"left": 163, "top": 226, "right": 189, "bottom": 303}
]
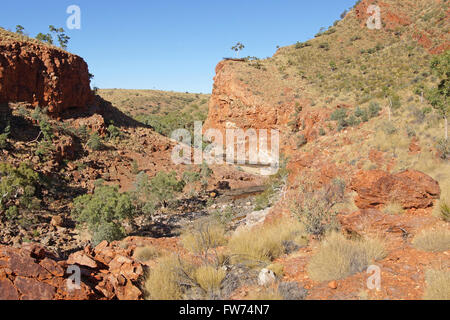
[
  {"left": 351, "top": 170, "right": 441, "bottom": 209},
  {"left": 0, "top": 41, "right": 93, "bottom": 113},
  {"left": 204, "top": 60, "right": 297, "bottom": 133}
]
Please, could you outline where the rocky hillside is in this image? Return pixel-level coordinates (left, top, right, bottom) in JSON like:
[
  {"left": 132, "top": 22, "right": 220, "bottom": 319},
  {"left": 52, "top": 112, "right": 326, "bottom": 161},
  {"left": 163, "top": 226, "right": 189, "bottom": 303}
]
[
  {"left": 0, "top": 0, "right": 449, "bottom": 301},
  {"left": 205, "top": 0, "right": 449, "bottom": 141}
]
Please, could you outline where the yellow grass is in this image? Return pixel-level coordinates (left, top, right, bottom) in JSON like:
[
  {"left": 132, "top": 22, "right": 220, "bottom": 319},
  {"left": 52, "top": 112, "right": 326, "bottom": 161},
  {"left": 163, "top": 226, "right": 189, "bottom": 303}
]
[
  {"left": 181, "top": 220, "right": 227, "bottom": 254},
  {"left": 412, "top": 227, "right": 450, "bottom": 252},
  {"left": 228, "top": 217, "right": 306, "bottom": 265},
  {"left": 423, "top": 269, "right": 450, "bottom": 300},
  {"left": 144, "top": 255, "right": 184, "bottom": 300},
  {"left": 307, "top": 232, "right": 386, "bottom": 282},
  {"left": 194, "top": 265, "right": 226, "bottom": 294}
]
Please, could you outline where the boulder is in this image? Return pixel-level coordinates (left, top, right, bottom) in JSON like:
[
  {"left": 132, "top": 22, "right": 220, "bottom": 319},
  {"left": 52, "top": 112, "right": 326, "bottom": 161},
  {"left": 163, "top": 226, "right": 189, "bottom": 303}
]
[
  {"left": 351, "top": 170, "right": 440, "bottom": 209},
  {"left": 258, "top": 268, "right": 276, "bottom": 287}
]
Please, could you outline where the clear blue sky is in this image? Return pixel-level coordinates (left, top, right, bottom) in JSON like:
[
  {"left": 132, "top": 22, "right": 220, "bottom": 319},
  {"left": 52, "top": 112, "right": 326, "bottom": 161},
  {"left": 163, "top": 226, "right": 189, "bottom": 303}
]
[{"left": 1, "top": 0, "right": 357, "bottom": 93}]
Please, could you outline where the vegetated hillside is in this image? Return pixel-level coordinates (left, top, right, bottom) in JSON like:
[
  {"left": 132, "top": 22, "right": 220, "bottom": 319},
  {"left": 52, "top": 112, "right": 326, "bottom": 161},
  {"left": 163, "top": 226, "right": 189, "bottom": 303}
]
[
  {"left": 0, "top": 27, "right": 53, "bottom": 46},
  {"left": 198, "top": 0, "right": 450, "bottom": 300},
  {"left": 98, "top": 89, "right": 210, "bottom": 137},
  {"left": 205, "top": 0, "right": 449, "bottom": 134},
  {"left": 205, "top": 0, "right": 450, "bottom": 203}
]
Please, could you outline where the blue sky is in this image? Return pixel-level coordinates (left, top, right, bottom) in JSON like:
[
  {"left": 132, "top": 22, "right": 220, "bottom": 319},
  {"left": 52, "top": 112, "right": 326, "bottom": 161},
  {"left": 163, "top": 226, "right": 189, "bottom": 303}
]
[{"left": 1, "top": 0, "right": 357, "bottom": 93}]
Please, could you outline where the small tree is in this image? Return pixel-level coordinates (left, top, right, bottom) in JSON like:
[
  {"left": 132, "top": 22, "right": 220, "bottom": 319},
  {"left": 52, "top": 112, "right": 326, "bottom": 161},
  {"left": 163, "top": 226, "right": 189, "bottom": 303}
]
[
  {"left": 231, "top": 42, "right": 245, "bottom": 58},
  {"left": 35, "top": 33, "right": 53, "bottom": 45},
  {"left": 15, "top": 25, "right": 25, "bottom": 35},
  {"left": 49, "top": 25, "right": 70, "bottom": 50},
  {"left": 427, "top": 51, "right": 449, "bottom": 141}
]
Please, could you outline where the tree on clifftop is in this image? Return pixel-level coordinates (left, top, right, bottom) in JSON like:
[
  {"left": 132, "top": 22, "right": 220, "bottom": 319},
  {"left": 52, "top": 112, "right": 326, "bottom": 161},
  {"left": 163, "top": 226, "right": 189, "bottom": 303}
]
[
  {"left": 231, "top": 42, "right": 245, "bottom": 58},
  {"left": 427, "top": 50, "right": 450, "bottom": 141}
]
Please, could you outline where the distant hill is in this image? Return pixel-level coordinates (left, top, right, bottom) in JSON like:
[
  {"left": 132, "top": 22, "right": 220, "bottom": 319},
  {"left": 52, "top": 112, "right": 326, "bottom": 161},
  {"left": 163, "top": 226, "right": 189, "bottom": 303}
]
[{"left": 98, "top": 89, "right": 210, "bottom": 137}]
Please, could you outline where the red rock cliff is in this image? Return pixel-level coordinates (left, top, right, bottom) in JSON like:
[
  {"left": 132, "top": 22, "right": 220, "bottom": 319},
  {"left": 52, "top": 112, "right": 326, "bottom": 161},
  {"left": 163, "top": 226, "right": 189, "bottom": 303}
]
[{"left": 0, "top": 41, "right": 93, "bottom": 113}]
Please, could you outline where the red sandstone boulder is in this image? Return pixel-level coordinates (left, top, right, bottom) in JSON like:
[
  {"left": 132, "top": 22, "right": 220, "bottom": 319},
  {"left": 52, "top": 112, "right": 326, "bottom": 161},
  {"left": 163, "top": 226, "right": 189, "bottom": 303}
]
[{"left": 350, "top": 169, "right": 440, "bottom": 209}]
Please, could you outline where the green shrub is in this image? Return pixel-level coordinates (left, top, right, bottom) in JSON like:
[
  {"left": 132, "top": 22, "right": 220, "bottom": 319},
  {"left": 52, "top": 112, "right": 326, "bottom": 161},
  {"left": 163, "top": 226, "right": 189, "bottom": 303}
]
[
  {"left": 72, "top": 184, "right": 135, "bottom": 244},
  {"left": 182, "top": 171, "right": 201, "bottom": 184},
  {"left": 0, "top": 123, "right": 10, "bottom": 149},
  {"left": 5, "top": 205, "right": 19, "bottom": 221},
  {"left": 211, "top": 206, "right": 234, "bottom": 225},
  {"left": 87, "top": 133, "right": 103, "bottom": 151},
  {"left": 133, "top": 172, "right": 157, "bottom": 215},
  {"left": 0, "top": 133, "right": 8, "bottom": 149},
  {"left": 0, "top": 162, "right": 39, "bottom": 213},
  {"left": 149, "top": 171, "right": 185, "bottom": 206},
  {"left": 368, "top": 102, "right": 381, "bottom": 118},
  {"left": 107, "top": 124, "right": 121, "bottom": 140},
  {"left": 292, "top": 178, "right": 346, "bottom": 237},
  {"left": 35, "top": 140, "right": 54, "bottom": 160},
  {"left": 254, "top": 188, "right": 273, "bottom": 211},
  {"left": 330, "top": 109, "right": 348, "bottom": 122}
]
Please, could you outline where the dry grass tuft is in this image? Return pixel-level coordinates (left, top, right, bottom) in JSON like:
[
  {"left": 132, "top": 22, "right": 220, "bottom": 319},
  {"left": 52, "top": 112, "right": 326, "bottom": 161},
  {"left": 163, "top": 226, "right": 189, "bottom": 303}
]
[
  {"left": 133, "top": 246, "right": 161, "bottom": 262},
  {"left": 307, "top": 232, "right": 386, "bottom": 282},
  {"left": 144, "top": 255, "right": 184, "bottom": 300},
  {"left": 382, "top": 202, "right": 405, "bottom": 215},
  {"left": 267, "top": 263, "right": 284, "bottom": 277},
  {"left": 228, "top": 217, "right": 306, "bottom": 265},
  {"left": 246, "top": 288, "right": 283, "bottom": 300},
  {"left": 423, "top": 269, "right": 450, "bottom": 300},
  {"left": 412, "top": 228, "right": 450, "bottom": 252},
  {"left": 181, "top": 220, "right": 227, "bottom": 255},
  {"left": 194, "top": 265, "right": 226, "bottom": 294}
]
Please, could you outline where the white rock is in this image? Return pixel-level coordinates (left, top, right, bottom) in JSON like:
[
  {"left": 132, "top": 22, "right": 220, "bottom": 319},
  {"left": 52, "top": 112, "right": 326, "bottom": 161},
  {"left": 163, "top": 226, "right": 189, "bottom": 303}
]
[{"left": 258, "top": 268, "right": 276, "bottom": 286}]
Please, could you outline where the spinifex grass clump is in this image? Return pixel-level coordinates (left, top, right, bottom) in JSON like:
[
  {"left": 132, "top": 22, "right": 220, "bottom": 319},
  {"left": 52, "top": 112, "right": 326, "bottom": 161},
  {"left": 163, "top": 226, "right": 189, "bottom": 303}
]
[
  {"left": 228, "top": 217, "right": 307, "bottom": 265},
  {"left": 412, "top": 227, "right": 450, "bottom": 252},
  {"left": 307, "top": 232, "right": 386, "bottom": 282},
  {"left": 423, "top": 269, "right": 450, "bottom": 300}
]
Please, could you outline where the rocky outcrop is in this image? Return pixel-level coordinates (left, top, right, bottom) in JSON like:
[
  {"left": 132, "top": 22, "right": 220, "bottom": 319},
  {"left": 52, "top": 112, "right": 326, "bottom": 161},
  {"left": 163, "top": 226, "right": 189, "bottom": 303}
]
[
  {"left": 0, "top": 41, "right": 93, "bottom": 113},
  {"left": 0, "top": 240, "right": 146, "bottom": 300},
  {"left": 0, "top": 243, "right": 96, "bottom": 300},
  {"left": 204, "top": 60, "right": 300, "bottom": 133},
  {"left": 350, "top": 170, "right": 441, "bottom": 209}
]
